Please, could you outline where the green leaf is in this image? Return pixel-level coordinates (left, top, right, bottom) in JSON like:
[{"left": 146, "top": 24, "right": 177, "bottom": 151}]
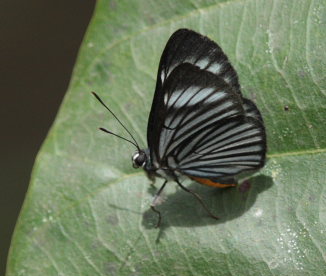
[{"left": 7, "top": 0, "right": 326, "bottom": 275}]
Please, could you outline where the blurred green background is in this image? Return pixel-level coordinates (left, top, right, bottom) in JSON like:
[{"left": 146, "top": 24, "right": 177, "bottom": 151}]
[{"left": 0, "top": 0, "right": 95, "bottom": 273}]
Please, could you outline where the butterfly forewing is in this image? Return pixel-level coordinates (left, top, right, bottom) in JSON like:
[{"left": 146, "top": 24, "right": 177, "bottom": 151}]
[
  {"left": 147, "top": 29, "right": 243, "bottom": 149},
  {"left": 158, "top": 64, "right": 244, "bottom": 161}
]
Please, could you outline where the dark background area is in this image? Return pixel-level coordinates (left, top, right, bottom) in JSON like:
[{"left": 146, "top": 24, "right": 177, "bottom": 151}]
[{"left": 0, "top": 0, "right": 95, "bottom": 273}]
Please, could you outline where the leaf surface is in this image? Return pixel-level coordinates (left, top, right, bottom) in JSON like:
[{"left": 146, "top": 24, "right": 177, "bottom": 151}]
[{"left": 7, "top": 0, "right": 326, "bottom": 275}]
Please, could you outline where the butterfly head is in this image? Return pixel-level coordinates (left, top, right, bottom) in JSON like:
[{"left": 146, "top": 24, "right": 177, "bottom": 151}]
[{"left": 132, "top": 150, "right": 147, "bottom": 168}]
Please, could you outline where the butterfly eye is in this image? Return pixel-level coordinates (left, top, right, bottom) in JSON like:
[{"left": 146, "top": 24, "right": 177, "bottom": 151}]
[{"left": 132, "top": 151, "right": 147, "bottom": 168}]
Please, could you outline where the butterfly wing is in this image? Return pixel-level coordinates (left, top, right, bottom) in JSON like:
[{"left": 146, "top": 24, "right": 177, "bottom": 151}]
[{"left": 147, "top": 29, "right": 266, "bottom": 180}]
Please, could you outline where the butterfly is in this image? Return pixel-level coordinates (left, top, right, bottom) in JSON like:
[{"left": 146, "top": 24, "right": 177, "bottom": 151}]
[{"left": 92, "top": 29, "right": 266, "bottom": 227}]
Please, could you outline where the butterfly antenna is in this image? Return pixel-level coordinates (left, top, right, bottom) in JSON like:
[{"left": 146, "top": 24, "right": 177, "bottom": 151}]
[
  {"left": 91, "top": 92, "right": 140, "bottom": 150},
  {"left": 99, "top": 128, "right": 138, "bottom": 148}
]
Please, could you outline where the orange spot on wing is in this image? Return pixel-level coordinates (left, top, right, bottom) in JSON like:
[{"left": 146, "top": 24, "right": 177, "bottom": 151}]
[{"left": 190, "top": 176, "right": 236, "bottom": 188}]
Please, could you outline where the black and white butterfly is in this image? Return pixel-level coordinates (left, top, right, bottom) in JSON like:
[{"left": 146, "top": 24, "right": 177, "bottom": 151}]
[{"left": 93, "top": 29, "right": 266, "bottom": 227}]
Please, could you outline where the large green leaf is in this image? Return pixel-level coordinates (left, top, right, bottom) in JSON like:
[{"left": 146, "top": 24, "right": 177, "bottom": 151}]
[{"left": 7, "top": 0, "right": 326, "bottom": 275}]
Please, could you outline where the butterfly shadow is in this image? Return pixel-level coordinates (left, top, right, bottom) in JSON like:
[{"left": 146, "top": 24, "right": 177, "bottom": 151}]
[{"left": 142, "top": 175, "right": 273, "bottom": 241}]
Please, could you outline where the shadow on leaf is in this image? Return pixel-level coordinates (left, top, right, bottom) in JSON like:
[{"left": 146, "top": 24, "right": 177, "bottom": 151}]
[{"left": 142, "top": 175, "right": 273, "bottom": 232}]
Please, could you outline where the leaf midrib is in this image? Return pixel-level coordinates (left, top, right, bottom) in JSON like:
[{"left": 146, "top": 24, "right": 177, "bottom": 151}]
[
  {"left": 23, "top": 146, "right": 325, "bottom": 242},
  {"left": 48, "top": 146, "right": 326, "bottom": 169}
]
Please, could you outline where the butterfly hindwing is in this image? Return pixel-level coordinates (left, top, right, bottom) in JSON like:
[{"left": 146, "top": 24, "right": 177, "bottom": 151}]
[{"left": 173, "top": 117, "right": 266, "bottom": 179}]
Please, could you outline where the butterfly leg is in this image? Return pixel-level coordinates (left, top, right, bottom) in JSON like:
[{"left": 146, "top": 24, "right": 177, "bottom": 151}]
[
  {"left": 150, "top": 180, "right": 167, "bottom": 228},
  {"left": 176, "top": 179, "right": 219, "bottom": 220}
]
